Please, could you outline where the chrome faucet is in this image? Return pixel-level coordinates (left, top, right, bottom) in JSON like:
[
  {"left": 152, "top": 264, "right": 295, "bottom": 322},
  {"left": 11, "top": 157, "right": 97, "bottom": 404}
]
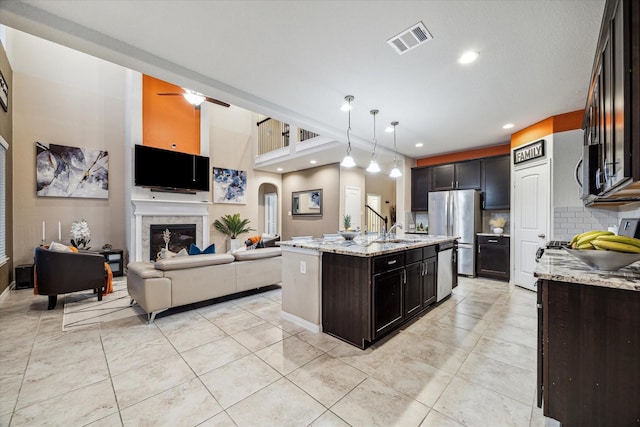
[{"left": 387, "top": 223, "right": 403, "bottom": 238}]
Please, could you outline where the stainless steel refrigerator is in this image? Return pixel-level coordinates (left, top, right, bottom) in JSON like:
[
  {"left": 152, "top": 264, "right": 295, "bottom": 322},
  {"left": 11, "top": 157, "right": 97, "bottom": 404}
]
[{"left": 428, "top": 189, "right": 481, "bottom": 276}]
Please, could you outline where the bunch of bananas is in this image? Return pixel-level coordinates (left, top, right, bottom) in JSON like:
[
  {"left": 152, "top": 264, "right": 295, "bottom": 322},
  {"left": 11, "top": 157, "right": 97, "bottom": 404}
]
[{"left": 569, "top": 230, "right": 640, "bottom": 254}]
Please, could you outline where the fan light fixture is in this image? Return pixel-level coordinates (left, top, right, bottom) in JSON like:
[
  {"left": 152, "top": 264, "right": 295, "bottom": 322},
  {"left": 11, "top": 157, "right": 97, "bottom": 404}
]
[
  {"left": 389, "top": 121, "right": 402, "bottom": 178},
  {"left": 366, "top": 109, "right": 381, "bottom": 173},
  {"left": 182, "top": 89, "right": 206, "bottom": 106},
  {"left": 340, "top": 95, "right": 356, "bottom": 168}
]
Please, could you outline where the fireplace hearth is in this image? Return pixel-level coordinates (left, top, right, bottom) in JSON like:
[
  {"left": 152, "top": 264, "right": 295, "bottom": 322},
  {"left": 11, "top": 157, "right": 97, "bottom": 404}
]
[{"left": 149, "top": 224, "right": 196, "bottom": 261}]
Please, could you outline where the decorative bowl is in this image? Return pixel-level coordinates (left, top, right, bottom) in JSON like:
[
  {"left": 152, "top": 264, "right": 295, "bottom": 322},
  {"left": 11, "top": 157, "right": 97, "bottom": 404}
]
[
  {"left": 338, "top": 230, "right": 360, "bottom": 240},
  {"left": 564, "top": 248, "right": 640, "bottom": 271}
]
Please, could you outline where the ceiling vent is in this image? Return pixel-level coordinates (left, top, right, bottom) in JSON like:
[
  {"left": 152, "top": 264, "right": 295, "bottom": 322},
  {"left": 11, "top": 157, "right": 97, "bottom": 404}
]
[{"left": 387, "top": 21, "right": 433, "bottom": 55}]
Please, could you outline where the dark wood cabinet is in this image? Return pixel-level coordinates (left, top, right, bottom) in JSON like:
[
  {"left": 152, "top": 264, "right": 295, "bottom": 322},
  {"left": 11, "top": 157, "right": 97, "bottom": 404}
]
[
  {"left": 432, "top": 160, "right": 481, "bottom": 191},
  {"left": 476, "top": 235, "right": 509, "bottom": 281},
  {"left": 431, "top": 160, "right": 480, "bottom": 191},
  {"left": 455, "top": 160, "right": 482, "bottom": 189},
  {"left": 481, "top": 156, "right": 510, "bottom": 209},
  {"left": 538, "top": 279, "right": 640, "bottom": 427},
  {"left": 432, "top": 164, "right": 455, "bottom": 190},
  {"left": 411, "top": 167, "right": 431, "bottom": 211},
  {"left": 373, "top": 268, "right": 405, "bottom": 338},
  {"left": 404, "top": 261, "right": 423, "bottom": 318},
  {"left": 582, "top": 0, "right": 640, "bottom": 203},
  {"left": 422, "top": 256, "right": 437, "bottom": 306},
  {"left": 322, "top": 245, "right": 444, "bottom": 348}
]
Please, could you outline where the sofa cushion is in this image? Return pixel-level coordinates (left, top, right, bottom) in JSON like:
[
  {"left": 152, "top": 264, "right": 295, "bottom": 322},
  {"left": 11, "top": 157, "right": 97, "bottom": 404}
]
[
  {"left": 189, "top": 243, "right": 216, "bottom": 255},
  {"left": 49, "top": 241, "right": 73, "bottom": 252},
  {"left": 128, "top": 262, "right": 164, "bottom": 279},
  {"left": 233, "top": 247, "right": 281, "bottom": 261},
  {"left": 154, "top": 253, "right": 234, "bottom": 271}
]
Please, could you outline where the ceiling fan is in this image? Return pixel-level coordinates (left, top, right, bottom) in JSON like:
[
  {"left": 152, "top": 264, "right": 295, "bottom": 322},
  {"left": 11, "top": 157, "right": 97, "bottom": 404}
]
[{"left": 157, "top": 88, "right": 230, "bottom": 109}]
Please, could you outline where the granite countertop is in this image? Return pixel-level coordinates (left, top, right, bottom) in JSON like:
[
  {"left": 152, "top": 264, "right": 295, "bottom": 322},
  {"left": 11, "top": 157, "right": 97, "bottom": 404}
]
[
  {"left": 278, "top": 234, "right": 458, "bottom": 257},
  {"left": 534, "top": 248, "right": 640, "bottom": 292},
  {"left": 477, "top": 233, "right": 511, "bottom": 237}
]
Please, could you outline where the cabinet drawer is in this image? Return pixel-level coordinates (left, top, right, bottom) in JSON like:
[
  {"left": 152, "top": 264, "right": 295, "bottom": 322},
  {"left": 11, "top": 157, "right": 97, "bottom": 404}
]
[
  {"left": 405, "top": 248, "right": 423, "bottom": 264},
  {"left": 373, "top": 252, "right": 405, "bottom": 274},
  {"left": 478, "top": 235, "right": 509, "bottom": 246}
]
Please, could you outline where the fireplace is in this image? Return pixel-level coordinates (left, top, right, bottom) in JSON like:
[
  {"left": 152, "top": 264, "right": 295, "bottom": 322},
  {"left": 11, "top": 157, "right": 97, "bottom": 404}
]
[{"left": 149, "top": 224, "right": 196, "bottom": 261}]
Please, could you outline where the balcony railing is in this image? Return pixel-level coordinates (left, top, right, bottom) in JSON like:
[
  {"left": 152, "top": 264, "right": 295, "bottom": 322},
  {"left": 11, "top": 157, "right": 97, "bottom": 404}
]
[{"left": 257, "top": 117, "right": 320, "bottom": 155}]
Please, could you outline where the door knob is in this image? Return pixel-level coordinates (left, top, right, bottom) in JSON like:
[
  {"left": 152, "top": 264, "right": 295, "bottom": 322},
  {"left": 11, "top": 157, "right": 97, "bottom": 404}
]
[{"left": 538, "top": 234, "right": 546, "bottom": 239}]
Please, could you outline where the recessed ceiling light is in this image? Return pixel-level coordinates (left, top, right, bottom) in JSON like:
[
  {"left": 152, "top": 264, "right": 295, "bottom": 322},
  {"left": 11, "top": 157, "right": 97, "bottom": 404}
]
[
  {"left": 502, "top": 123, "right": 514, "bottom": 129},
  {"left": 277, "top": 167, "right": 283, "bottom": 172},
  {"left": 458, "top": 50, "right": 479, "bottom": 64},
  {"left": 415, "top": 142, "right": 424, "bottom": 148},
  {"left": 310, "top": 160, "right": 317, "bottom": 164}
]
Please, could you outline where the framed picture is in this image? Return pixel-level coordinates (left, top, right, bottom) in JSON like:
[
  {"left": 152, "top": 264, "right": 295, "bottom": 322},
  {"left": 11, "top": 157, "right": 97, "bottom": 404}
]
[
  {"left": 0, "top": 69, "right": 8, "bottom": 112},
  {"left": 36, "top": 142, "right": 109, "bottom": 198},
  {"left": 292, "top": 189, "right": 323, "bottom": 216},
  {"left": 213, "top": 167, "right": 247, "bottom": 204}
]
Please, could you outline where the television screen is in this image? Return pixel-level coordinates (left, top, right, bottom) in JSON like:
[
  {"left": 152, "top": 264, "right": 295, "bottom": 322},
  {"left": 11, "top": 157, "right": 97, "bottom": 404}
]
[{"left": 134, "top": 144, "right": 210, "bottom": 192}]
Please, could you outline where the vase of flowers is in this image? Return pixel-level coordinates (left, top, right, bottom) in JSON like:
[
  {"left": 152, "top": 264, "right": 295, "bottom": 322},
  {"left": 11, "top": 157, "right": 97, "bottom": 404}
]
[
  {"left": 70, "top": 219, "right": 91, "bottom": 249},
  {"left": 489, "top": 216, "right": 507, "bottom": 235}
]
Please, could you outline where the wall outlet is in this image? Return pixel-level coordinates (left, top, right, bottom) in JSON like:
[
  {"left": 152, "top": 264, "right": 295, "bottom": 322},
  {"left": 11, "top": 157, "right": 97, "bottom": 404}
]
[{"left": 300, "top": 260, "right": 306, "bottom": 274}]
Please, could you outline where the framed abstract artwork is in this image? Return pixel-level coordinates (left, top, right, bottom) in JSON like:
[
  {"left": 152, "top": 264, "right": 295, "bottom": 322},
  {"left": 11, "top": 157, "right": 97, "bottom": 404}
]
[
  {"left": 36, "top": 142, "right": 109, "bottom": 198},
  {"left": 213, "top": 167, "right": 247, "bottom": 204},
  {"left": 0, "top": 69, "right": 8, "bottom": 112}
]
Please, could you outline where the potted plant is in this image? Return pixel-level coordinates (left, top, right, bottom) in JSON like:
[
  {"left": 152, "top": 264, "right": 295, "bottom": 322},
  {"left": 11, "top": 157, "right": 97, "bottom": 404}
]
[
  {"left": 343, "top": 214, "right": 351, "bottom": 231},
  {"left": 213, "top": 213, "right": 255, "bottom": 252}
]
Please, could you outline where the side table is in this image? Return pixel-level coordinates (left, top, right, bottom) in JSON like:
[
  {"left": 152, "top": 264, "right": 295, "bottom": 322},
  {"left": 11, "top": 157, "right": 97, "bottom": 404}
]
[
  {"left": 95, "top": 249, "right": 124, "bottom": 277},
  {"left": 15, "top": 264, "right": 34, "bottom": 289}
]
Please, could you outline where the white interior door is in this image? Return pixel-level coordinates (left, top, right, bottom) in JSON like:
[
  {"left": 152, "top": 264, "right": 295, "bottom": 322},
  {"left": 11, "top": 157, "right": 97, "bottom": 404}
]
[
  {"left": 366, "top": 193, "right": 381, "bottom": 232},
  {"left": 344, "top": 186, "right": 361, "bottom": 230},
  {"left": 264, "top": 192, "right": 277, "bottom": 235},
  {"left": 513, "top": 161, "right": 549, "bottom": 291}
]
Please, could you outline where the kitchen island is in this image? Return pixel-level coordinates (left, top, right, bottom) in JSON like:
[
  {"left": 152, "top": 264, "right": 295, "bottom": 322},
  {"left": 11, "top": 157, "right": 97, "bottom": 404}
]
[
  {"left": 534, "top": 249, "right": 640, "bottom": 427},
  {"left": 279, "top": 234, "right": 458, "bottom": 348}
]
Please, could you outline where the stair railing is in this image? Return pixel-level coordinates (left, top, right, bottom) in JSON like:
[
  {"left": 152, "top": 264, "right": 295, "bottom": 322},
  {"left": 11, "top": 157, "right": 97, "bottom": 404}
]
[{"left": 365, "top": 204, "right": 388, "bottom": 236}]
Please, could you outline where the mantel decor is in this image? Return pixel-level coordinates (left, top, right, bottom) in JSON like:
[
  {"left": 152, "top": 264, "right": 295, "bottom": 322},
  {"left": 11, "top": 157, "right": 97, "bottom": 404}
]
[
  {"left": 36, "top": 142, "right": 109, "bottom": 198},
  {"left": 292, "top": 189, "right": 322, "bottom": 217}
]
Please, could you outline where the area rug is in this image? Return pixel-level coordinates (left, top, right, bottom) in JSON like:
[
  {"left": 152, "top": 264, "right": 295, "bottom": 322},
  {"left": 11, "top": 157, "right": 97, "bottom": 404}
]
[{"left": 62, "top": 278, "right": 145, "bottom": 331}]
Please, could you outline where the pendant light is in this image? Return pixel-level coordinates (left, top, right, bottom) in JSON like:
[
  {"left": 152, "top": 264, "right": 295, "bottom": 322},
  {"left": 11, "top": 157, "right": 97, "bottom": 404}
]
[
  {"left": 366, "top": 109, "right": 381, "bottom": 173},
  {"left": 389, "top": 121, "right": 402, "bottom": 178},
  {"left": 340, "top": 95, "right": 356, "bottom": 168}
]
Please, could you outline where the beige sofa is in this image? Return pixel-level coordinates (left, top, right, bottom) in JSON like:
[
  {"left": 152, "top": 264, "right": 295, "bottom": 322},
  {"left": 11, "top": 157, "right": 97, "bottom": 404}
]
[{"left": 127, "top": 247, "right": 282, "bottom": 322}]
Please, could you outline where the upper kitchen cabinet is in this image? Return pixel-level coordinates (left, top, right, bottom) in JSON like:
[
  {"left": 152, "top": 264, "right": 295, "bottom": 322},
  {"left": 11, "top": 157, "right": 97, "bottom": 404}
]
[
  {"left": 411, "top": 167, "right": 431, "bottom": 211},
  {"left": 582, "top": 0, "right": 640, "bottom": 204},
  {"left": 432, "top": 160, "right": 481, "bottom": 191},
  {"left": 481, "top": 155, "right": 510, "bottom": 209}
]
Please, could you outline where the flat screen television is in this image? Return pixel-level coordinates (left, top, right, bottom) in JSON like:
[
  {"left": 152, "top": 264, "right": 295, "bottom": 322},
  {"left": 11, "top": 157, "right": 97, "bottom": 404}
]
[{"left": 134, "top": 144, "right": 210, "bottom": 193}]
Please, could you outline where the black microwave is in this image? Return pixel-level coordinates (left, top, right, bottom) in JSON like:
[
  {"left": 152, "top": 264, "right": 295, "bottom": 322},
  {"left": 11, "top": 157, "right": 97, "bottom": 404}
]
[{"left": 576, "top": 144, "right": 601, "bottom": 200}]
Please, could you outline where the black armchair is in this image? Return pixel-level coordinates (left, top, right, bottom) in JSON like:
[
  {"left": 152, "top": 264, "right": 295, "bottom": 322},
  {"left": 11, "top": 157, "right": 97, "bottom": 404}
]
[{"left": 34, "top": 247, "right": 107, "bottom": 310}]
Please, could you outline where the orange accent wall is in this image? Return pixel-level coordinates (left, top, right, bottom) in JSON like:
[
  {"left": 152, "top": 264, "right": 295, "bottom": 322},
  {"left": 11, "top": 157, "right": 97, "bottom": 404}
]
[
  {"left": 142, "top": 75, "right": 201, "bottom": 154},
  {"left": 510, "top": 110, "right": 583, "bottom": 148},
  {"left": 415, "top": 144, "right": 511, "bottom": 167}
]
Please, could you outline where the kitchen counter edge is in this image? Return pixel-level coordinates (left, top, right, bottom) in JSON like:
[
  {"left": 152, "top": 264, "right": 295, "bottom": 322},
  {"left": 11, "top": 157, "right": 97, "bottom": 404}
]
[
  {"left": 534, "top": 248, "right": 640, "bottom": 292},
  {"left": 278, "top": 235, "right": 458, "bottom": 257}
]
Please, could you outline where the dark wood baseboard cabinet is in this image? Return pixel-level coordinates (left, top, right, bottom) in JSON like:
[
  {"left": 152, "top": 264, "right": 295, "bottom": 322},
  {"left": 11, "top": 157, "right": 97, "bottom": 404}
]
[
  {"left": 476, "top": 235, "right": 509, "bottom": 281},
  {"left": 538, "top": 279, "right": 640, "bottom": 427}
]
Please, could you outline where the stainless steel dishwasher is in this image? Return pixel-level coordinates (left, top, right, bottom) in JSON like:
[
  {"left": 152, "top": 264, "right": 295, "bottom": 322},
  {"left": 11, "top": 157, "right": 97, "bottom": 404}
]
[{"left": 437, "top": 242, "right": 454, "bottom": 302}]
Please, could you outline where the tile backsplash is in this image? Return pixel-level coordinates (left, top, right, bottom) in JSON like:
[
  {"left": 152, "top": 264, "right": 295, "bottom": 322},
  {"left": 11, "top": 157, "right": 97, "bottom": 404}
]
[{"left": 553, "top": 205, "right": 640, "bottom": 241}]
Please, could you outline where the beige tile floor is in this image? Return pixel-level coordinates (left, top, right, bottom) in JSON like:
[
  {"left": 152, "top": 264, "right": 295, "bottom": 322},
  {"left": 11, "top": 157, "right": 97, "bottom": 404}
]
[{"left": 0, "top": 277, "right": 547, "bottom": 427}]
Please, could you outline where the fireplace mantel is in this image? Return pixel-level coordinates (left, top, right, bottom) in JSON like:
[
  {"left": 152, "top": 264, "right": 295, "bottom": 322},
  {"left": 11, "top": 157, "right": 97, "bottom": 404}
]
[{"left": 131, "top": 199, "right": 211, "bottom": 262}]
